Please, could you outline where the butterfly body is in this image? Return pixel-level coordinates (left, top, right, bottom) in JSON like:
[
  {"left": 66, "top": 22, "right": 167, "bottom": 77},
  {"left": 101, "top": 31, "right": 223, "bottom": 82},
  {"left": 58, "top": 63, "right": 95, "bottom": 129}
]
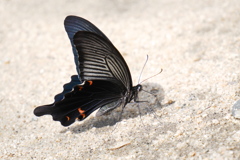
[{"left": 34, "top": 16, "right": 141, "bottom": 126}]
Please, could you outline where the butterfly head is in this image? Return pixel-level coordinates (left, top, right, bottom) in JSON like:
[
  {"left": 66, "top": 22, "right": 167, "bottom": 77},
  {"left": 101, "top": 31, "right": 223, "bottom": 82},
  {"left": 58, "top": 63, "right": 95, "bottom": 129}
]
[
  {"left": 130, "top": 84, "right": 142, "bottom": 102},
  {"left": 136, "top": 84, "right": 142, "bottom": 92}
]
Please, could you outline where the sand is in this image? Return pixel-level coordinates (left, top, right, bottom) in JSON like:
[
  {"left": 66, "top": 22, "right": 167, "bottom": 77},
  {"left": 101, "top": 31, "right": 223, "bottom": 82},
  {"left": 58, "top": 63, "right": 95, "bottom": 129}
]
[{"left": 0, "top": 0, "right": 240, "bottom": 159}]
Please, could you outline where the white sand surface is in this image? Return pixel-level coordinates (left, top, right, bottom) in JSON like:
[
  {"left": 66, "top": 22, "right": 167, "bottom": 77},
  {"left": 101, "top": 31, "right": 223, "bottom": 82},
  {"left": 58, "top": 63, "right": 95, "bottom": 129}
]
[{"left": 0, "top": 0, "right": 240, "bottom": 159}]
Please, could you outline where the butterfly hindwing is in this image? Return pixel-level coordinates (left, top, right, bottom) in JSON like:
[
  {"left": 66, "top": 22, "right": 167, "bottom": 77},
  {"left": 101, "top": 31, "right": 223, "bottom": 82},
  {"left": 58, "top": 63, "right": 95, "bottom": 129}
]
[
  {"left": 53, "top": 75, "right": 81, "bottom": 103},
  {"left": 34, "top": 80, "right": 124, "bottom": 126}
]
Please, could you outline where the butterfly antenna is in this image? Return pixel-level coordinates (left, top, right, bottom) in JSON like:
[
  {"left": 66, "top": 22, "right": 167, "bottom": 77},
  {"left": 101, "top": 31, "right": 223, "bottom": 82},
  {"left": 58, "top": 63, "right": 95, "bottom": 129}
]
[
  {"left": 140, "top": 68, "right": 163, "bottom": 84},
  {"left": 138, "top": 55, "right": 149, "bottom": 84}
]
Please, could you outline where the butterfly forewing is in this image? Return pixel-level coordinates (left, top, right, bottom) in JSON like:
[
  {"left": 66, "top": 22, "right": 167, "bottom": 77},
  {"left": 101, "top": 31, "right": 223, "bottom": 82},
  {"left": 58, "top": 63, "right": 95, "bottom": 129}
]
[
  {"left": 64, "top": 16, "right": 109, "bottom": 41},
  {"left": 73, "top": 31, "right": 132, "bottom": 91},
  {"left": 64, "top": 16, "right": 110, "bottom": 77}
]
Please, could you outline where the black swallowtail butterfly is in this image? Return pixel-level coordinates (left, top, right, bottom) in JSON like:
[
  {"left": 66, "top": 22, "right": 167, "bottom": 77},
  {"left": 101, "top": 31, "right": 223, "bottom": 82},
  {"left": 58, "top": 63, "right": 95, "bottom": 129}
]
[{"left": 34, "top": 15, "right": 143, "bottom": 126}]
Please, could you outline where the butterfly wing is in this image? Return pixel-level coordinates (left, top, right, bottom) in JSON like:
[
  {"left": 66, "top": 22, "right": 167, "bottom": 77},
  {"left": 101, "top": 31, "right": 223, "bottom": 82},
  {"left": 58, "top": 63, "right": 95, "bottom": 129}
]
[
  {"left": 64, "top": 16, "right": 110, "bottom": 77},
  {"left": 73, "top": 31, "right": 134, "bottom": 118},
  {"left": 64, "top": 16, "right": 133, "bottom": 92},
  {"left": 53, "top": 75, "right": 81, "bottom": 103},
  {"left": 73, "top": 31, "right": 132, "bottom": 91},
  {"left": 34, "top": 80, "right": 124, "bottom": 126}
]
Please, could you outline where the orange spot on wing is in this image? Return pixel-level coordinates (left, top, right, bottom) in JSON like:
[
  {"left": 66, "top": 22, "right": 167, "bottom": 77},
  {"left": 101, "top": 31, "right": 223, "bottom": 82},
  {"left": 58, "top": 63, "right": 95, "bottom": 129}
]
[
  {"left": 66, "top": 116, "right": 70, "bottom": 121},
  {"left": 78, "top": 108, "right": 84, "bottom": 114},
  {"left": 78, "top": 86, "right": 83, "bottom": 90},
  {"left": 88, "top": 81, "right": 93, "bottom": 85},
  {"left": 82, "top": 114, "right": 86, "bottom": 118},
  {"left": 78, "top": 108, "right": 86, "bottom": 118}
]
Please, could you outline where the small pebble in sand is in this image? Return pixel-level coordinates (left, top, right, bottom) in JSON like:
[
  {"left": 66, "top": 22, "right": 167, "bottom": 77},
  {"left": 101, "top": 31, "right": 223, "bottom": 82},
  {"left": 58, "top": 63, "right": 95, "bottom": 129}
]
[{"left": 232, "top": 99, "right": 240, "bottom": 119}]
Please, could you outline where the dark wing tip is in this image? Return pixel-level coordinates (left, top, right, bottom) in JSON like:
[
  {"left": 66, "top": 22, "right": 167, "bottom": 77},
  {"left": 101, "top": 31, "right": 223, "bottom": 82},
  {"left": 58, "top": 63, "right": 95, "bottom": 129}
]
[
  {"left": 64, "top": 15, "right": 78, "bottom": 26},
  {"left": 64, "top": 15, "right": 110, "bottom": 41},
  {"left": 33, "top": 105, "right": 53, "bottom": 117}
]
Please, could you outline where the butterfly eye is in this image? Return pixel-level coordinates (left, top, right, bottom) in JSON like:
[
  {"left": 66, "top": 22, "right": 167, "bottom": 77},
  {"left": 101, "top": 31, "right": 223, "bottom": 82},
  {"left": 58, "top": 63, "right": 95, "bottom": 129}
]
[{"left": 137, "top": 84, "right": 142, "bottom": 91}]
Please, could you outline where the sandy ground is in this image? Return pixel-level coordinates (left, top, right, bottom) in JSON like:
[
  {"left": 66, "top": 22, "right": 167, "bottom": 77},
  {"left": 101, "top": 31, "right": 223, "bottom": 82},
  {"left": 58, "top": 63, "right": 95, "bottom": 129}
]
[{"left": 1, "top": 0, "right": 240, "bottom": 159}]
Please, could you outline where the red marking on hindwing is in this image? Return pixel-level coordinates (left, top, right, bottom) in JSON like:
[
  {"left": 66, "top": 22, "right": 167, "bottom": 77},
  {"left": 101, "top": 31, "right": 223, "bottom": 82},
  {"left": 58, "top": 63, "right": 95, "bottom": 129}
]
[
  {"left": 78, "top": 86, "right": 83, "bottom": 90},
  {"left": 87, "top": 81, "right": 93, "bottom": 85},
  {"left": 66, "top": 116, "right": 70, "bottom": 121},
  {"left": 78, "top": 108, "right": 86, "bottom": 118}
]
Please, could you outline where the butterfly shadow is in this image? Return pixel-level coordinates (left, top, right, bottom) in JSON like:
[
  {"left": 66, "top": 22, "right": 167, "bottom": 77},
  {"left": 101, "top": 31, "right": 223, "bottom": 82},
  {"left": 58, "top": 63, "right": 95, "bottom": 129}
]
[{"left": 60, "top": 82, "right": 169, "bottom": 134}]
